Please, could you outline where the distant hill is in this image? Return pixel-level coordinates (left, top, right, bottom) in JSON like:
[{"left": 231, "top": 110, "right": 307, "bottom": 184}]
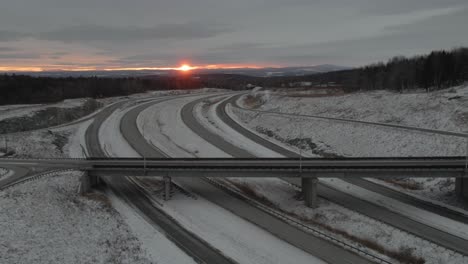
[{"left": 20, "top": 64, "right": 350, "bottom": 78}]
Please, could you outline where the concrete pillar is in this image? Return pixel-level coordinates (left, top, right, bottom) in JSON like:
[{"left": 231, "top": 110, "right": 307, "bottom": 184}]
[
  {"left": 302, "top": 177, "right": 319, "bottom": 208},
  {"left": 456, "top": 176, "right": 468, "bottom": 202},
  {"left": 455, "top": 177, "right": 463, "bottom": 196},
  {"left": 80, "top": 170, "right": 100, "bottom": 194},
  {"left": 164, "top": 176, "right": 172, "bottom": 201},
  {"left": 80, "top": 171, "right": 91, "bottom": 194}
]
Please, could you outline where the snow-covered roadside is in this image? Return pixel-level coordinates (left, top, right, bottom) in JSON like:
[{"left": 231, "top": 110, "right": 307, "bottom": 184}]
[
  {"left": 193, "top": 96, "right": 282, "bottom": 157},
  {"left": 366, "top": 177, "right": 468, "bottom": 211},
  {"left": 232, "top": 106, "right": 465, "bottom": 157},
  {"left": 195, "top": 97, "right": 468, "bottom": 263},
  {"left": 0, "top": 171, "right": 152, "bottom": 264},
  {"left": 106, "top": 189, "right": 197, "bottom": 264},
  {"left": 0, "top": 98, "right": 90, "bottom": 121},
  {"left": 232, "top": 90, "right": 467, "bottom": 208},
  {"left": 241, "top": 85, "right": 468, "bottom": 133},
  {"left": 133, "top": 94, "right": 328, "bottom": 263},
  {"left": 137, "top": 95, "right": 228, "bottom": 157},
  {"left": 323, "top": 178, "right": 468, "bottom": 240},
  {"left": 99, "top": 102, "right": 140, "bottom": 157},
  {"left": 0, "top": 168, "right": 12, "bottom": 180},
  {"left": 222, "top": 177, "right": 467, "bottom": 263},
  {"left": 163, "top": 181, "right": 326, "bottom": 264}
]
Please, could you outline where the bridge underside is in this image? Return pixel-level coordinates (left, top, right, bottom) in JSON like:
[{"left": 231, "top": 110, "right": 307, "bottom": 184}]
[{"left": 80, "top": 169, "right": 468, "bottom": 208}]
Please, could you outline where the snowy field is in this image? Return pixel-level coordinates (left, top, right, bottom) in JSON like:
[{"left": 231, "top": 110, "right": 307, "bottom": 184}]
[
  {"left": 242, "top": 85, "right": 468, "bottom": 133},
  {"left": 0, "top": 90, "right": 228, "bottom": 264},
  {"left": 193, "top": 96, "right": 468, "bottom": 263},
  {"left": 0, "top": 98, "right": 88, "bottom": 121},
  {"left": 233, "top": 85, "right": 468, "bottom": 207},
  {"left": 0, "top": 171, "right": 155, "bottom": 264},
  {"left": 223, "top": 177, "right": 467, "bottom": 264}
]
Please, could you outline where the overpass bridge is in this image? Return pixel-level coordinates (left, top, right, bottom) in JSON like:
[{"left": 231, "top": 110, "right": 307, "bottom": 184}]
[{"left": 2, "top": 156, "right": 467, "bottom": 208}]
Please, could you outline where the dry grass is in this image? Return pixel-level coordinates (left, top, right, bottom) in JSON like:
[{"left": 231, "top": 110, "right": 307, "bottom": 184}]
[
  {"left": 384, "top": 179, "right": 423, "bottom": 190},
  {"left": 230, "top": 181, "right": 425, "bottom": 264},
  {"left": 82, "top": 192, "right": 113, "bottom": 208},
  {"left": 242, "top": 95, "right": 265, "bottom": 109}
]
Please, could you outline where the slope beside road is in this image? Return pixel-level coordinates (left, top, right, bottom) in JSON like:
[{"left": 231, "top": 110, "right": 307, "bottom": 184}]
[
  {"left": 209, "top": 94, "right": 468, "bottom": 255},
  {"left": 85, "top": 96, "right": 237, "bottom": 264}
]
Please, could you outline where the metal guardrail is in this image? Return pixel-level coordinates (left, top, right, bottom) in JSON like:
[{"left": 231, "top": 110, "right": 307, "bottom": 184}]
[
  {"left": 204, "top": 177, "right": 394, "bottom": 264},
  {"left": 233, "top": 104, "right": 468, "bottom": 138}
]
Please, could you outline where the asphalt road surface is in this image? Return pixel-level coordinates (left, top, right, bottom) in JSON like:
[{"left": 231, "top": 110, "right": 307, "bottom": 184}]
[
  {"left": 85, "top": 95, "right": 237, "bottom": 264},
  {"left": 124, "top": 94, "right": 374, "bottom": 264},
  {"left": 229, "top": 94, "right": 468, "bottom": 224},
  {"left": 209, "top": 94, "right": 468, "bottom": 255}
]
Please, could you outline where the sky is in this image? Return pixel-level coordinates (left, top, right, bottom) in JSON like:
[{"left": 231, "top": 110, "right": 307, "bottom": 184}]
[{"left": 0, "top": 0, "right": 467, "bottom": 71}]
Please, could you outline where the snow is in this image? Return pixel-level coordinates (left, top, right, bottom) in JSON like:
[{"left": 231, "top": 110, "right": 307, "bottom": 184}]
[
  {"left": 0, "top": 98, "right": 90, "bottom": 122},
  {"left": 366, "top": 177, "right": 468, "bottom": 211},
  {"left": 322, "top": 178, "right": 468, "bottom": 240},
  {"left": 0, "top": 168, "right": 12, "bottom": 180},
  {"left": 163, "top": 180, "right": 327, "bottom": 264},
  {"left": 137, "top": 95, "right": 229, "bottom": 157},
  {"left": 132, "top": 94, "right": 327, "bottom": 263},
  {"left": 241, "top": 84, "right": 468, "bottom": 133},
  {"left": 232, "top": 106, "right": 466, "bottom": 157},
  {"left": 106, "top": 189, "right": 197, "bottom": 264},
  {"left": 195, "top": 94, "right": 468, "bottom": 263},
  {"left": 99, "top": 102, "right": 140, "bottom": 157},
  {"left": 193, "top": 96, "right": 282, "bottom": 157},
  {"left": 0, "top": 171, "right": 153, "bottom": 264},
  {"left": 64, "top": 119, "right": 93, "bottom": 158},
  {"left": 222, "top": 177, "right": 468, "bottom": 264},
  {"left": 233, "top": 86, "right": 468, "bottom": 208}
]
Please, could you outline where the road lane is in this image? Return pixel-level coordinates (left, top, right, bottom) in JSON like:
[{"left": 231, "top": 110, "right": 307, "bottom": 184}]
[
  {"left": 85, "top": 95, "right": 237, "bottom": 264},
  {"left": 126, "top": 94, "right": 373, "bottom": 264},
  {"left": 212, "top": 94, "right": 468, "bottom": 255}
]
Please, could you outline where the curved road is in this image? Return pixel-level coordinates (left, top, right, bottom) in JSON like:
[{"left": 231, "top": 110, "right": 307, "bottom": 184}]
[
  {"left": 130, "top": 94, "right": 374, "bottom": 263},
  {"left": 202, "top": 94, "right": 468, "bottom": 255},
  {"left": 227, "top": 95, "right": 468, "bottom": 223},
  {"left": 85, "top": 95, "right": 237, "bottom": 264}
]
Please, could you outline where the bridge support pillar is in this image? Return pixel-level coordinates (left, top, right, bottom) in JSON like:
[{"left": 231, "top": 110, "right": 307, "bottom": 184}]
[
  {"left": 302, "top": 177, "right": 318, "bottom": 208},
  {"left": 455, "top": 176, "right": 468, "bottom": 202},
  {"left": 164, "top": 176, "right": 172, "bottom": 201},
  {"left": 80, "top": 170, "right": 100, "bottom": 194}
]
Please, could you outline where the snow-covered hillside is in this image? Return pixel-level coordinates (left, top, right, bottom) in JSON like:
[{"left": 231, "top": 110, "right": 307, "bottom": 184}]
[{"left": 232, "top": 85, "right": 468, "bottom": 208}]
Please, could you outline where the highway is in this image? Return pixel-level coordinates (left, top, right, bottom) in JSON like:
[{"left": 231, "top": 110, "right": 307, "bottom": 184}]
[
  {"left": 121, "top": 94, "right": 376, "bottom": 263},
  {"left": 226, "top": 94, "right": 468, "bottom": 223},
  {"left": 1, "top": 92, "right": 467, "bottom": 263},
  {"left": 204, "top": 94, "right": 468, "bottom": 255},
  {"left": 85, "top": 95, "right": 238, "bottom": 264}
]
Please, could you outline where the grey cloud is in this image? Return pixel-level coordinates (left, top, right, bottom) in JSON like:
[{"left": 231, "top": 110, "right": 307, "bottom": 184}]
[
  {"left": 360, "top": 0, "right": 467, "bottom": 15},
  {"left": 39, "top": 23, "right": 234, "bottom": 43},
  {"left": 0, "top": 30, "right": 28, "bottom": 42},
  {"left": 0, "top": 47, "right": 17, "bottom": 52},
  {"left": 0, "top": 53, "right": 40, "bottom": 59}
]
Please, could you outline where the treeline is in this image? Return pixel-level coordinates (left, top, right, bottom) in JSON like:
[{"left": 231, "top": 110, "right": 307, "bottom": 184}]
[
  {"left": 261, "top": 47, "right": 468, "bottom": 92},
  {"left": 0, "top": 75, "right": 203, "bottom": 105},
  {"left": 1, "top": 47, "right": 467, "bottom": 105}
]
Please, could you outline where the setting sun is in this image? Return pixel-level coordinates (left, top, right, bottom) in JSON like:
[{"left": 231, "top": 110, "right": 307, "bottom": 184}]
[{"left": 177, "top": 64, "right": 194, "bottom": 71}]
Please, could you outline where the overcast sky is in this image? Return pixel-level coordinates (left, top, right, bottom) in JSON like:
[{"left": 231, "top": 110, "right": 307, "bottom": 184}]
[{"left": 0, "top": 0, "right": 467, "bottom": 71}]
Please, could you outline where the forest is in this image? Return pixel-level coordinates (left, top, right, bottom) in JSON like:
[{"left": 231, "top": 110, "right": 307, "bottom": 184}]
[
  {"left": 263, "top": 47, "right": 468, "bottom": 92},
  {"left": 1, "top": 47, "right": 467, "bottom": 105}
]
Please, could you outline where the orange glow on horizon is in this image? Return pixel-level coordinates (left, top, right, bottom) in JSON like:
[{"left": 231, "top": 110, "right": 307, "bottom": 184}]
[
  {"left": 0, "top": 63, "right": 273, "bottom": 72},
  {"left": 176, "top": 64, "right": 196, "bottom": 72}
]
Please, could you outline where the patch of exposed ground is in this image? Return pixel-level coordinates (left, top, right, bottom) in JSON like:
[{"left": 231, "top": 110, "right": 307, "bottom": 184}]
[{"left": 0, "top": 99, "right": 102, "bottom": 134}]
